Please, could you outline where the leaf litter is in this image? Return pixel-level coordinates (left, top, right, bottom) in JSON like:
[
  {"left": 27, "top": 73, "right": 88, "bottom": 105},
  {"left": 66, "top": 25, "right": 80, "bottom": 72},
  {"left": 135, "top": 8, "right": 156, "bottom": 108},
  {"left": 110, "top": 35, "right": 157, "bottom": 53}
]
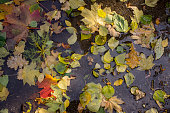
[{"left": 0, "top": 0, "right": 169, "bottom": 112}]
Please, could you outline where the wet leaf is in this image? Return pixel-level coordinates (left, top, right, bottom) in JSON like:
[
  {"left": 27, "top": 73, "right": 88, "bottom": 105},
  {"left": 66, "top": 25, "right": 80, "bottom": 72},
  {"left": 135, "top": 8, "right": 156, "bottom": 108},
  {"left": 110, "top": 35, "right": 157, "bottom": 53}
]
[
  {"left": 113, "top": 13, "right": 129, "bottom": 33},
  {"left": 108, "top": 37, "right": 119, "bottom": 51},
  {"left": 131, "top": 86, "right": 145, "bottom": 100},
  {"left": 18, "top": 62, "right": 41, "bottom": 86},
  {"left": 0, "top": 87, "right": 9, "bottom": 101},
  {"left": 70, "top": 61, "right": 80, "bottom": 68},
  {"left": 102, "top": 85, "right": 115, "bottom": 99},
  {"left": 95, "top": 35, "right": 107, "bottom": 45},
  {"left": 98, "top": 9, "right": 106, "bottom": 18},
  {"left": 54, "top": 62, "right": 67, "bottom": 74},
  {"left": 0, "top": 75, "right": 8, "bottom": 87},
  {"left": 114, "top": 79, "right": 123, "bottom": 86},
  {"left": 145, "top": 0, "right": 159, "bottom": 7},
  {"left": 116, "top": 46, "right": 124, "bottom": 53},
  {"left": 80, "top": 92, "right": 91, "bottom": 108},
  {"left": 81, "top": 33, "right": 91, "bottom": 40},
  {"left": 126, "top": 44, "right": 140, "bottom": 69},
  {"left": 103, "top": 50, "right": 113, "bottom": 63},
  {"left": 115, "top": 53, "right": 126, "bottom": 65},
  {"left": 93, "top": 69, "right": 99, "bottom": 77},
  {"left": 68, "top": 32, "right": 77, "bottom": 45},
  {"left": 162, "top": 38, "right": 168, "bottom": 47},
  {"left": 153, "top": 90, "right": 166, "bottom": 103},
  {"left": 124, "top": 72, "right": 135, "bottom": 87},
  {"left": 69, "top": 0, "right": 86, "bottom": 9},
  {"left": 104, "top": 63, "right": 111, "bottom": 70},
  {"left": 101, "top": 96, "right": 124, "bottom": 113},
  {"left": 140, "top": 15, "right": 152, "bottom": 25},
  {"left": 116, "top": 65, "right": 127, "bottom": 73},
  {"left": 91, "top": 45, "right": 106, "bottom": 55},
  {"left": 65, "top": 20, "right": 72, "bottom": 27},
  {"left": 137, "top": 53, "right": 154, "bottom": 71},
  {"left": 71, "top": 53, "right": 83, "bottom": 61},
  {"left": 0, "top": 32, "right": 6, "bottom": 47},
  {"left": 145, "top": 108, "right": 158, "bottom": 113},
  {"left": 154, "top": 38, "right": 164, "bottom": 60}
]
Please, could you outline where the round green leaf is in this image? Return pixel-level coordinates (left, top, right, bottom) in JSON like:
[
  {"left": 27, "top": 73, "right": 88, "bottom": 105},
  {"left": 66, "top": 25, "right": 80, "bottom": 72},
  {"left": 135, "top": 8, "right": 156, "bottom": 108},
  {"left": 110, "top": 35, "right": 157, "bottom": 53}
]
[
  {"left": 95, "top": 35, "right": 107, "bottom": 45},
  {"left": 102, "top": 85, "right": 115, "bottom": 99},
  {"left": 54, "top": 62, "right": 67, "bottom": 74}
]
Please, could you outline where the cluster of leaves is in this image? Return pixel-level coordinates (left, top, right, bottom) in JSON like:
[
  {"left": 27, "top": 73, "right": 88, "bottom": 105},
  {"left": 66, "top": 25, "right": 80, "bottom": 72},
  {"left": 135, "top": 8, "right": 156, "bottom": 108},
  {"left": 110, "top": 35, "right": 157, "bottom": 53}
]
[{"left": 78, "top": 82, "right": 124, "bottom": 113}]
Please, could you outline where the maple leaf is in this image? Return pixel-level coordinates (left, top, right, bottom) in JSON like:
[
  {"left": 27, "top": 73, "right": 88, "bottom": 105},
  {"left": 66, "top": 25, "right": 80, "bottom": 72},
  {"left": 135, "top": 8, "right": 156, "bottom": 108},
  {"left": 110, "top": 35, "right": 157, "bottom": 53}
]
[
  {"left": 51, "top": 22, "right": 63, "bottom": 35},
  {"left": 101, "top": 96, "right": 124, "bottom": 113},
  {"left": 81, "top": 3, "right": 106, "bottom": 32},
  {"left": 130, "top": 22, "right": 155, "bottom": 48},
  {"left": 7, "top": 54, "right": 28, "bottom": 70},
  {"left": 17, "top": 62, "right": 41, "bottom": 86},
  {"left": 13, "top": 41, "right": 25, "bottom": 56},
  {"left": 45, "top": 10, "right": 61, "bottom": 21},
  {"left": 137, "top": 53, "right": 155, "bottom": 71},
  {"left": 126, "top": 44, "right": 140, "bottom": 69}
]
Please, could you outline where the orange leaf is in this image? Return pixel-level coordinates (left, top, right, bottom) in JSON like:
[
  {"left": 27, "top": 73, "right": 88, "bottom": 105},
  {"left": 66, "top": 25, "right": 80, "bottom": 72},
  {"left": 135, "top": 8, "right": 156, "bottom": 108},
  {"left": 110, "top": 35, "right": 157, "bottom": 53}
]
[{"left": 126, "top": 44, "right": 140, "bottom": 69}]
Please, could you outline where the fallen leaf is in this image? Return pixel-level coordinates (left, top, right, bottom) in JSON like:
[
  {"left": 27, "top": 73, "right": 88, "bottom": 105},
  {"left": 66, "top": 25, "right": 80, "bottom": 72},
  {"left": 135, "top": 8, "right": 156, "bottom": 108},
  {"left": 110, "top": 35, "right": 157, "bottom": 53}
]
[
  {"left": 145, "top": 0, "right": 159, "bottom": 7},
  {"left": 52, "top": 22, "right": 63, "bottom": 35},
  {"left": 103, "top": 50, "right": 113, "bottom": 63},
  {"left": 128, "top": 6, "right": 143, "bottom": 23},
  {"left": 106, "top": 24, "right": 120, "bottom": 37},
  {"left": 102, "top": 85, "right": 115, "bottom": 99},
  {"left": 13, "top": 41, "right": 25, "bottom": 55},
  {"left": 7, "top": 54, "right": 28, "bottom": 70},
  {"left": 108, "top": 37, "right": 119, "bottom": 51},
  {"left": 37, "top": 21, "right": 51, "bottom": 37},
  {"left": 126, "top": 44, "right": 140, "bottom": 69},
  {"left": 95, "top": 35, "right": 107, "bottom": 45},
  {"left": 114, "top": 79, "right": 123, "bottom": 86},
  {"left": 161, "top": 38, "right": 168, "bottom": 47},
  {"left": 67, "top": 32, "right": 77, "bottom": 45},
  {"left": 154, "top": 37, "right": 164, "bottom": 60},
  {"left": 131, "top": 86, "right": 145, "bottom": 100},
  {"left": 137, "top": 53, "right": 155, "bottom": 71},
  {"left": 124, "top": 72, "right": 135, "bottom": 87},
  {"left": 17, "top": 62, "right": 41, "bottom": 86},
  {"left": 0, "top": 4, "right": 14, "bottom": 20},
  {"left": 101, "top": 96, "right": 124, "bottom": 113},
  {"left": 91, "top": 45, "right": 107, "bottom": 55},
  {"left": 45, "top": 10, "right": 61, "bottom": 21},
  {"left": 0, "top": 87, "right": 9, "bottom": 101},
  {"left": 113, "top": 13, "right": 129, "bottom": 33},
  {"left": 69, "top": 0, "right": 86, "bottom": 9},
  {"left": 0, "top": 75, "right": 8, "bottom": 87},
  {"left": 145, "top": 108, "right": 158, "bottom": 113},
  {"left": 14, "top": 0, "right": 24, "bottom": 5},
  {"left": 61, "top": 1, "right": 70, "bottom": 11}
]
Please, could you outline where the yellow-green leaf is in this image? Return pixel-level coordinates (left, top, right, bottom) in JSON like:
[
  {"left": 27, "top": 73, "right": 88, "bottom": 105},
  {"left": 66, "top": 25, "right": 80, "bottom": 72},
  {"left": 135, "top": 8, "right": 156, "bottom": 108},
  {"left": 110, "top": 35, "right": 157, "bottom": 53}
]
[
  {"left": 97, "top": 9, "right": 106, "bottom": 18},
  {"left": 103, "top": 50, "right": 113, "bottom": 63}
]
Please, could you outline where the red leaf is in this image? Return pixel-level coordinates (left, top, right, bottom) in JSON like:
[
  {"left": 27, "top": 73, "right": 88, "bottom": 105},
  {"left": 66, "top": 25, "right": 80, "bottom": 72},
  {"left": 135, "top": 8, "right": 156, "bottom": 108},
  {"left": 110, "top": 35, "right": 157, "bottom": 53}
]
[
  {"left": 30, "top": 10, "right": 41, "bottom": 22},
  {"left": 39, "top": 86, "right": 53, "bottom": 98}
]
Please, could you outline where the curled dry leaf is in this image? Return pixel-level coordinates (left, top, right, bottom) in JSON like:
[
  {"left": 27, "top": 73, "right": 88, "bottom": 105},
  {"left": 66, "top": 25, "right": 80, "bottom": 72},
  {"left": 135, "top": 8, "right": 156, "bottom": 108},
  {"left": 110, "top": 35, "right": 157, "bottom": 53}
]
[
  {"left": 7, "top": 54, "right": 28, "bottom": 70},
  {"left": 131, "top": 86, "right": 145, "bottom": 100},
  {"left": 106, "top": 24, "right": 120, "bottom": 37},
  {"left": 101, "top": 96, "right": 124, "bottom": 113}
]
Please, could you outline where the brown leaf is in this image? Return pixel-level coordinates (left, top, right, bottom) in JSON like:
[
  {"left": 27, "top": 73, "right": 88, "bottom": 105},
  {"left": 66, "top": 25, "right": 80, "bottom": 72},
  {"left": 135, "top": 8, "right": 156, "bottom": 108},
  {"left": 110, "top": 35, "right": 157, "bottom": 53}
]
[
  {"left": 126, "top": 44, "right": 140, "bottom": 69},
  {"left": 52, "top": 22, "right": 63, "bottom": 34}
]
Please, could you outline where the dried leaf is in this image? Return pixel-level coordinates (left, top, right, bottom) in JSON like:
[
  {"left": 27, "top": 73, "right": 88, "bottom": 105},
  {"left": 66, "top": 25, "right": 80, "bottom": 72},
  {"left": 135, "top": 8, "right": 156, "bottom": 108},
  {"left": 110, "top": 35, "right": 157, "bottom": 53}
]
[
  {"left": 162, "top": 38, "right": 168, "bottom": 47},
  {"left": 52, "top": 22, "right": 63, "bottom": 35},
  {"left": 106, "top": 25, "right": 120, "bottom": 37},
  {"left": 131, "top": 86, "right": 145, "bottom": 100},
  {"left": 45, "top": 10, "right": 61, "bottom": 21},
  {"left": 101, "top": 96, "right": 124, "bottom": 113},
  {"left": 128, "top": 6, "right": 143, "bottom": 23},
  {"left": 126, "top": 44, "right": 140, "bottom": 69},
  {"left": 37, "top": 21, "right": 51, "bottom": 37},
  {"left": 145, "top": 108, "right": 158, "bottom": 113},
  {"left": 61, "top": 1, "right": 70, "bottom": 11},
  {"left": 7, "top": 54, "right": 28, "bottom": 70}
]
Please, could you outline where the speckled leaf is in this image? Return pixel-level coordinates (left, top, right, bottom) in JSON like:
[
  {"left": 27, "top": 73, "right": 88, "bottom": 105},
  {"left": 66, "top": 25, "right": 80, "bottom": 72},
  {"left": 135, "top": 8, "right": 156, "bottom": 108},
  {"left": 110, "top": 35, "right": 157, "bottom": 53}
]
[
  {"left": 154, "top": 38, "right": 164, "bottom": 60},
  {"left": 124, "top": 72, "right": 135, "bottom": 87}
]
